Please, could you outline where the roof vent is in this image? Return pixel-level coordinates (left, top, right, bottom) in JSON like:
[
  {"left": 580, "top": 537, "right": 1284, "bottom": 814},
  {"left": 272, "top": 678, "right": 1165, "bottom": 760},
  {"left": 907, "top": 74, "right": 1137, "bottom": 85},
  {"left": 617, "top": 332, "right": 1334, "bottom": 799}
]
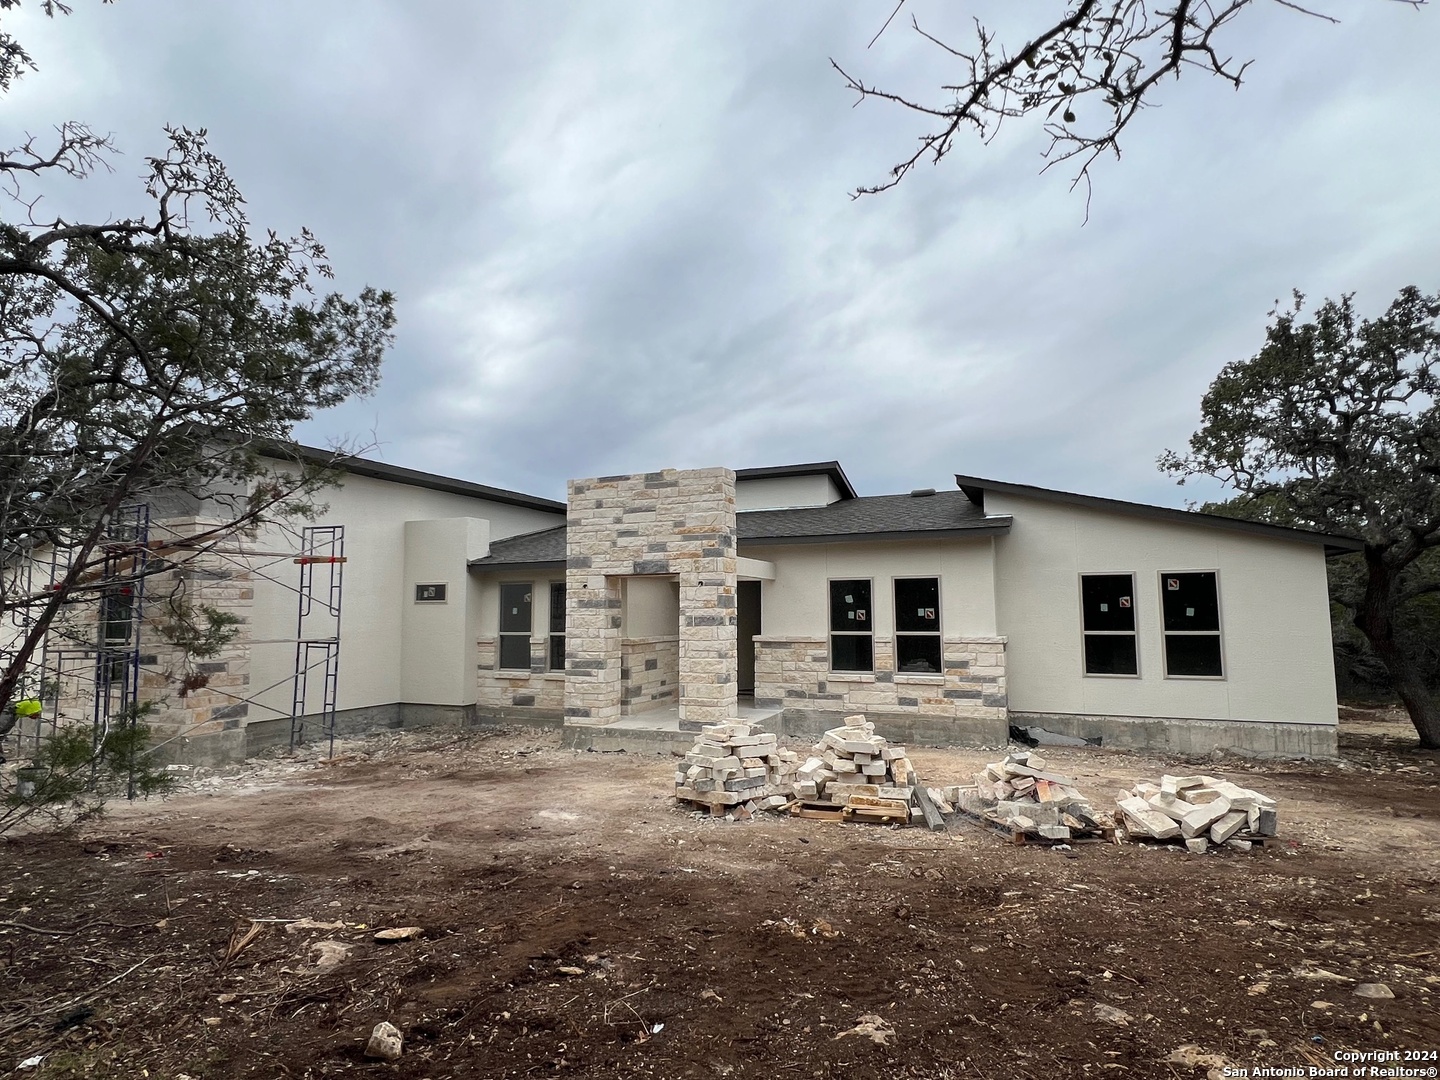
[{"left": 910, "top": 488, "right": 936, "bottom": 497}]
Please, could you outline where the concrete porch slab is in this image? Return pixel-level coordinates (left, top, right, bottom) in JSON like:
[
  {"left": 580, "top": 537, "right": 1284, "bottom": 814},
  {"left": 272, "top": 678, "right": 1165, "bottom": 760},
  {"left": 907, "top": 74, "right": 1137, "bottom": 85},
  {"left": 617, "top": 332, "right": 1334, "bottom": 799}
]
[{"left": 560, "top": 700, "right": 783, "bottom": 754}]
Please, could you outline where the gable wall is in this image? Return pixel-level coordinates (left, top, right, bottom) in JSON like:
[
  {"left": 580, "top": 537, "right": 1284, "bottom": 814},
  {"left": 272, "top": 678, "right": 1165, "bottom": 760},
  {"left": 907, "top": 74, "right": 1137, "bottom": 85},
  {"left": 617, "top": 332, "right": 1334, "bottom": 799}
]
[
  {"left": 735, "top": 474, "right": 841, "bottom": 511},
  {"left": 986, "top": 492, "right": 1337, "bottom": 728}
]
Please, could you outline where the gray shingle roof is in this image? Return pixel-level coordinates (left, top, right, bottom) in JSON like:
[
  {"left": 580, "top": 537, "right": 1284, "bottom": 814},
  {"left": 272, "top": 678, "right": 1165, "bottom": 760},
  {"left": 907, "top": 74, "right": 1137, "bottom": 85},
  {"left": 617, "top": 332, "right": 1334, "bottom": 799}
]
[
  {"left": 470, "top": 525, "right": 567, "bottom": 568},
  {"left": 469, "top": 492, "right": 1010, "bottom": 567},
  {"left": 737, "top": 490, "right": 1009, "bottom": 544}
]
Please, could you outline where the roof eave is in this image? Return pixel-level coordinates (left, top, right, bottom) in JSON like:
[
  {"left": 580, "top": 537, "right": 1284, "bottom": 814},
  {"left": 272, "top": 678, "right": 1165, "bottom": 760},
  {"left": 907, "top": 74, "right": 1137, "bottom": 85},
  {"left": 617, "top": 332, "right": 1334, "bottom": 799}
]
[
  {"left": 467, "top": 559, "right": 566, "bottom": 572},
  {"left": 954, "top": 474, "right": 1363, "bottom": 553},
  {"left": 739, "top": 522, "right": 1011, "bottom": 547},
  {"left": 264, "top": 443, "right": 567, "bottom": 513}
]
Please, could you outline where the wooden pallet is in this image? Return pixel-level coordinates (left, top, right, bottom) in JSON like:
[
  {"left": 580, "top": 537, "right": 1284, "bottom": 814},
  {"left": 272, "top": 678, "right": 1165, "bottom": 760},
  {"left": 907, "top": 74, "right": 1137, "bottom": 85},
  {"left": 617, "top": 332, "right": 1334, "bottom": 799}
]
[
  {"left": 789, "top": 801, "right": 910, "bottom": 825},
  {"left": 790, "top": 801, "right": 845, "bottom": 822},
  {"left": 1120, "top": 830, "right": 1286, "bottom": 851},
  {"left": 950, "top": 806, "right": 1114, "bottom": 846}
]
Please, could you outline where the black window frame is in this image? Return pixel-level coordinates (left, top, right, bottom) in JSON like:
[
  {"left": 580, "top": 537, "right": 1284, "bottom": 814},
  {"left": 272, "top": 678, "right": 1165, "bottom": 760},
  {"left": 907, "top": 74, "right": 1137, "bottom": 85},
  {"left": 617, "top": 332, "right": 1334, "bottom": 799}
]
[
  {"left": 893, "top": 576, "right": 942, "bottom": 675},
  {"left": 498, "top": 582, "right": 534, "bottom": 672},
  {"left": 100, "top": 586, "right": 135, "bottom": 647},
  {"left": 548, "top": 581, "right": 566, "bottom": 672},
  {"left": 828, "top": 578, "right": 874, "bottom": 673},
  {"left": 1158, "top": 570, "right": 1225, "bottom": 679},
  {"left": 1079, "top": 572, "right": 1140, "bottom": 678}
]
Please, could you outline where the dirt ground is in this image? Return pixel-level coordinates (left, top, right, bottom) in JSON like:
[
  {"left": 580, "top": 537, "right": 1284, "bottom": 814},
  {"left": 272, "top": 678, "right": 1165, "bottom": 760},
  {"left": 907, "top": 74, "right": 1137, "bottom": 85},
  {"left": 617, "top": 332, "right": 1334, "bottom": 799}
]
[{"left": 1, "top": 708, "right": 1437, "bottom": 1080}]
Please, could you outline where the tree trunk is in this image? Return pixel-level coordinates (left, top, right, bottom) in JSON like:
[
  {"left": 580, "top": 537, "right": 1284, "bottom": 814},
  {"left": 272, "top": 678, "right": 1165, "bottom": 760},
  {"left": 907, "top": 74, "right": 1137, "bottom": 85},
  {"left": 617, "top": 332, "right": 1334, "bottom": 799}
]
[{"left": 1353, "top": 549, "right": 1440, "bottom": 749}]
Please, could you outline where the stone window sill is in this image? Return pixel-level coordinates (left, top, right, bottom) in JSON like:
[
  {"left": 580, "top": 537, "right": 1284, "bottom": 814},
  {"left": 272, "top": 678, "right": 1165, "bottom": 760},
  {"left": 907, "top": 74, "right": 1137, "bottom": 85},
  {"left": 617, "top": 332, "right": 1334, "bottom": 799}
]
[
  {"left": 827, "top": 673, "right": 875, "bottom": 683},
  {"left": 894, "top": 674, "right": 944, "bottom": 685}
]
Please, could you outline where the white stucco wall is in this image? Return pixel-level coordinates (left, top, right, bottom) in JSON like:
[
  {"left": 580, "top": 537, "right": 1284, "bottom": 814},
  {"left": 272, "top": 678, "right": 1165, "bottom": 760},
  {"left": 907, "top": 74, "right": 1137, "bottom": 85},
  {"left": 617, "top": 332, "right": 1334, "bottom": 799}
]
[
  {"left": 986, "top": 492, "right": 1338, "bottom": 726},
  {"left": 246, "top": 468, "right": 564, "bottom": 721},
  {"left": 622, "top": 577, "right": 680, "bottom": 638},
  {"left": 735, "top": 474, "right": 842, "bottom": 511},
  {"left": 741, "top": 538, "right": 999, "bottom": 642}
]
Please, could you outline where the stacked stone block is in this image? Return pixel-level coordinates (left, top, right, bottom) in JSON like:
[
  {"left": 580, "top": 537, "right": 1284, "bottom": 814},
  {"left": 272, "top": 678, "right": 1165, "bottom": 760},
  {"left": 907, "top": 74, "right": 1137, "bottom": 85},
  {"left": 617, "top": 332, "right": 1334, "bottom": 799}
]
[{"left": 675, "top": 720, "right": 799, "bottom": 819}]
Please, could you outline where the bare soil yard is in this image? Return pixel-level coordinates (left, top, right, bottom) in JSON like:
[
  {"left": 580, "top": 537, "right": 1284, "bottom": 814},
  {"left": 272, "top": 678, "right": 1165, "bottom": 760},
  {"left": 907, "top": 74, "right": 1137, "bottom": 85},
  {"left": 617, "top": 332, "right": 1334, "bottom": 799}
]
[{"left": 1, "top": 710, "right": 1437, "bottom": 1079}]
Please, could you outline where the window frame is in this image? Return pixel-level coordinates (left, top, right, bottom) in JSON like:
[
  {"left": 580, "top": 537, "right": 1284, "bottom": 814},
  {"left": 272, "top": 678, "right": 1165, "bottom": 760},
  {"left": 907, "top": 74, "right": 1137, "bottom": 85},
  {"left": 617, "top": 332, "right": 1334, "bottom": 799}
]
[
  {"left": 100, "top": 586, "right": 135, "bottom": 647},
  {"left": 1157, "top": 569, "right": 1226, "bottom": 681},
  {"left": 497, "top": 581, "right": 534, "bottom": 672},
  {"left": 892, "top": 576, "right": 943, "bottom": 675},
  {"left": 1077, "top": 572, "right": 1141, "bottom": 679},
  {"left": 548, "top": 580, "right": 566, "bottom": 673},
  {"left": 828, "top": 577, "right": 875, "bottom": 674}
]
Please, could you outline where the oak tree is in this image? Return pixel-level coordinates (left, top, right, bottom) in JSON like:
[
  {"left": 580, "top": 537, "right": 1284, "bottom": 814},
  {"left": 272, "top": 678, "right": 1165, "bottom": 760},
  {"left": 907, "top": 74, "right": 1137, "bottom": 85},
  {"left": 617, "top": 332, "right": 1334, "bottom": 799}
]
[
  {"left": 1161, "top": 286, "right": 1440, "bottom": 747},
  {"left": 0, "top": 2, "right": 396, "bottom": 715}
]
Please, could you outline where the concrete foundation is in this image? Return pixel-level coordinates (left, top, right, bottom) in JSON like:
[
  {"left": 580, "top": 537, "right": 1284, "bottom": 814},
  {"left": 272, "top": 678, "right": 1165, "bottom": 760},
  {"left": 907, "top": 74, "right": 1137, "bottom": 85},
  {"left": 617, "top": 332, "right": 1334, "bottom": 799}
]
[
  {"left": 243, "top": 702, "right": 485, "bottom": 759},
  {"left": 1010, "top": 711, "right": 1338, "bottom": 759}
]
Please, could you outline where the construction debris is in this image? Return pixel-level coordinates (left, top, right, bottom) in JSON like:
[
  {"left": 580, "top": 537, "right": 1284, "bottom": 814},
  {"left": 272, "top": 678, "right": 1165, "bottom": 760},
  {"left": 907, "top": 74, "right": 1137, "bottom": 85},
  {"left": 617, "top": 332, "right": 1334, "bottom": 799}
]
[
  {"left": 955, "top": 749, "right": 1110, "bottom": 843},
  {"left": 790, "top": 716, "right": 917, "bottom": 825},
  {"left": 674, "top": 721, "right": 799, "bottom": 819},
  {"left": 1114, "top": 775, "right": 1279, "bottom": 852}
]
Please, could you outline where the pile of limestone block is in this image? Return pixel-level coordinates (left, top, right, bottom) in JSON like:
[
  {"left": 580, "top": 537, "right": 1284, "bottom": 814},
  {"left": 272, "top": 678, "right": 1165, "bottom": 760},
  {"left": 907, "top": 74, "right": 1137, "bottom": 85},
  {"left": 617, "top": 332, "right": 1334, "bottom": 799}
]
[
  {"left": 1115, "top": 774, "right": 1278, "bottom": 853},
  {"left": 792, "top": 716, "right": 916, "bottom": 823},
  {"left": 674, "top": 721, "right": 799, "bottom": 820},
  {"left": 960, "top": 749, "right": 1107, "bottom": 841}
]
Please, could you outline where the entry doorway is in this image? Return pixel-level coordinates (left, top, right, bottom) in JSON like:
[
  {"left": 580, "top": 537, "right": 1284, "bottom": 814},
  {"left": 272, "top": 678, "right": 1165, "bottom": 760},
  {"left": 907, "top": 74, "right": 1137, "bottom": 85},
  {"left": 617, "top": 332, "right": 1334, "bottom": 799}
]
[{"left": 737, "top": 580, "right": 762, "bottom": 695}]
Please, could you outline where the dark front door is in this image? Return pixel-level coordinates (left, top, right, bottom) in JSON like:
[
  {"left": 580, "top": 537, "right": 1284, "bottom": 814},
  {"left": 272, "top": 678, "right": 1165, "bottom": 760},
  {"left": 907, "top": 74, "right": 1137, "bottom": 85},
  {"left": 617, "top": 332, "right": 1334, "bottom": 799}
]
[{"left": 737, "top": 580, "right": 762, "bottom": 694}]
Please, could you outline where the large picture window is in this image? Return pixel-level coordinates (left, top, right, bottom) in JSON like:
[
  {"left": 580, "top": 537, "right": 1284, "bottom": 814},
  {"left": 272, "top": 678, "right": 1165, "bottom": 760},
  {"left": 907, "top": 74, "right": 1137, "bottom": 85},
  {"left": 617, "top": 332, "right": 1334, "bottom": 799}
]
[
  {"left": 1160, "top": 571, "right": 1224, "bottom": 678},
  {"left": 829, "top": 579, "right": 873, "bottom": 672},
  {"left": 894, "top": 577, "right": 941, "bottom": 673},
  {"left": 1080, "top": 574, "right": 1138, "bottom": 676},
  {"left": 498, "top": 582, "right": 533, "bottom": 670},
  {"left": 548, "top": 582, "right": 566, "bottom": 672}
]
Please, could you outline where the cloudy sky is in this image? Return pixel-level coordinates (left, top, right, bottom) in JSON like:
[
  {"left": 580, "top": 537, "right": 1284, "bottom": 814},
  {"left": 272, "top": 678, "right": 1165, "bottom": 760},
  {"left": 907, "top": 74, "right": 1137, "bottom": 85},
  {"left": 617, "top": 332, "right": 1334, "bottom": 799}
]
[{"left": 6, "top": 1, "right": 1438, "bottom": 507}]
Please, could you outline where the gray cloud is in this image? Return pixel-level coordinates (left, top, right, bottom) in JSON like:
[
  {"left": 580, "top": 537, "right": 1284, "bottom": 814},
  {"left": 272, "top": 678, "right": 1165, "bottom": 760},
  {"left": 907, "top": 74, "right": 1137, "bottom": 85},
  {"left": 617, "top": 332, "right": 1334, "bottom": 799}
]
[{"left": 8, "top": 0, "right": 1438, "bottom": 508}]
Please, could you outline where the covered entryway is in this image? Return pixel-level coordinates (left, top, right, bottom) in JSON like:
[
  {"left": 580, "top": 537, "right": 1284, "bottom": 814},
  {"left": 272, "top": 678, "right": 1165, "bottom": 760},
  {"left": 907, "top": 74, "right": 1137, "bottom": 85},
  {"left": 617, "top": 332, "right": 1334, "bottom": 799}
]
[{"left": 737, "top": 580, "right": 762, "bottom": 695}]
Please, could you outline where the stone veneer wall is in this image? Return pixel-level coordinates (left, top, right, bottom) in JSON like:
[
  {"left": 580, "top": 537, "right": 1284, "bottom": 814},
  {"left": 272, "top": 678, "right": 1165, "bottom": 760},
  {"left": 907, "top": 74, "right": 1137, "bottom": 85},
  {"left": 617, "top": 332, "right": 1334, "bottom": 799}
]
[
  {"left": 753, "top": 635, "right": 1007, "bottom": 724},
  {"left": 139, "top": 518, "right": 255, "bottom": 746},
  {"left": 620, "top": 636, "right": 679, "bottom": 714},
  {"left": 40, "top": 517, "right": 255, "bottom": 757},
  {"left": 475, "top": 637, "right": 565, "bottom": 713},
  {"left": 565, "top": 469, "right": 737, "bottom": 728}
]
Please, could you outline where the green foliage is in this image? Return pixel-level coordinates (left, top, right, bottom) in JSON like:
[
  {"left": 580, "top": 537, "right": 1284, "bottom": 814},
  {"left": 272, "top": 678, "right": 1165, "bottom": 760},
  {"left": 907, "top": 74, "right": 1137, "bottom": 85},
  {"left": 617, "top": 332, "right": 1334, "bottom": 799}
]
[
  {"left": 1167, "top": 287, "right": 1440, "bottom": 745},
  {"left": 159, "top": 602, "right": 242, "bottom": 661},
  {"left": 0, "top": 5, "right": 395, "bottom": 714},
  {"left": 0, "top": 707, "right": 176, "bottom": 834}
]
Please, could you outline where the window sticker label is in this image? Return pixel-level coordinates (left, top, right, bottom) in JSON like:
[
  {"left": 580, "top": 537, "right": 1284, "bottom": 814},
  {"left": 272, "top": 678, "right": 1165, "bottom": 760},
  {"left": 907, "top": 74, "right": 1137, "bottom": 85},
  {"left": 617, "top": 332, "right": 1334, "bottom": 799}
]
[
  {"left": 923, "top": 608, "right": 935, "bottom": 620},
  {"left": 1186, "top": 607, "right": 1195, "bottom": 617},
  {"left": 1167, "top": 578, "right": 1180, "bottom": 591},
  {"left": 845, "top": 594, "right": 854, "bottom": 603},
  {"left": 1119, "top": 596, "right": 1131, "bottom": 608},
  {"left": 856, "top": 610, "right": 867, "bottom": 621}
]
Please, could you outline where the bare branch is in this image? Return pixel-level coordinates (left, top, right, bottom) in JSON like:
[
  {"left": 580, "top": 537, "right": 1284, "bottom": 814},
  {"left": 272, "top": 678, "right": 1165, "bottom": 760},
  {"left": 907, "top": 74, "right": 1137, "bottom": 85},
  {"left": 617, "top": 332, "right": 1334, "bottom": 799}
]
[{"left": 837, "top": 0, "right": 1428, "bottom": 202}]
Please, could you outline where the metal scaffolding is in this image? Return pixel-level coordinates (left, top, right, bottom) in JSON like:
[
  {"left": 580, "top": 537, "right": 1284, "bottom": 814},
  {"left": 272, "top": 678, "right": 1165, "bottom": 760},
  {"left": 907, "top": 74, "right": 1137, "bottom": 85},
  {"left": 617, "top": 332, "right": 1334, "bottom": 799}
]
[{"left": 289, "top": 525, "right": 345, "bottom": 755}]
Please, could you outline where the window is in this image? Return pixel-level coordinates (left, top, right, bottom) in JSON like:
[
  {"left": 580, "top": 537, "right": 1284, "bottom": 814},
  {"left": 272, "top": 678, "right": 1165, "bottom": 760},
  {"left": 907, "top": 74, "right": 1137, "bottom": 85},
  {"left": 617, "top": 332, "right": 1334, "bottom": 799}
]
[
  {"left": 498, "top": 582, "right": 533, "bottom": 670},
  {"left": 100, "top": 587, "right": 134, "bottom": 646},
  {"left": 1080, "top": 574, "right": 1138, "bottom": 676},
  {"left": 894, "top": 578, "right": 941, "bottom": 673},
  {"left": 829, "top": 579, "right": 873, "bottom": 672},
  {"left": 548, "top": 582, "right": 566, "bottom": 672},
  {"left": 1160, "top": 571, "right": 1224, "bottom": 677}
]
